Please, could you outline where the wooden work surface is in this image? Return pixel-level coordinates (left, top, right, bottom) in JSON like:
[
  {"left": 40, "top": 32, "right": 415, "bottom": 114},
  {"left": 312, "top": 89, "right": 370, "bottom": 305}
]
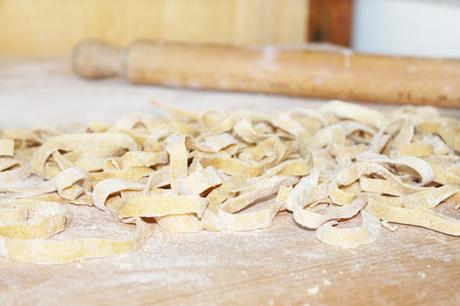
[{"left": 0, "top": 59, "right": 459, "bottom": 306}]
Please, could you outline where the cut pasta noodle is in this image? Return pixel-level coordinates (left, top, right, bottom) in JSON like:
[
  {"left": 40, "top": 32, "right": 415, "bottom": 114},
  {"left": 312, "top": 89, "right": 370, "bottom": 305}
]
[{"left": 0, "top": 100, "right": 459, "bottom": 264}]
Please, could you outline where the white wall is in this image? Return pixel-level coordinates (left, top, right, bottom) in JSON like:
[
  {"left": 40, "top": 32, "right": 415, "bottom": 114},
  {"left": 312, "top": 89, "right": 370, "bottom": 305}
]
[{"left": 353, "top": 0, "right": 460, "bottom": 58}]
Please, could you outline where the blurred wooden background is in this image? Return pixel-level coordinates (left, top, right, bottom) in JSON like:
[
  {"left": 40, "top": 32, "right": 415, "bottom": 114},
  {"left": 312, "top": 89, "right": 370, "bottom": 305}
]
[
  {"left": 308, "top": 0, "right": 352, "bottom": 47},
  {"left": 0, "top": 0, "right": 309, "bottom": 56}
]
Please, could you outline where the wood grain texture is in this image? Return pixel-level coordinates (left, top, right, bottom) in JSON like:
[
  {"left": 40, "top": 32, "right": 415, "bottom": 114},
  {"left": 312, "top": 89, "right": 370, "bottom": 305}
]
[
  {"left": 0, "top": 59, "right": 459, "bottom": 306},
  {"left": 72, "top": 41, "right": 460, "bottom": 107},
  {"left": 1, "top": 213, "right": 459, "bottom": 306},
  {"left": 0, "top": 0, "right": 308, "bottom": 56}
]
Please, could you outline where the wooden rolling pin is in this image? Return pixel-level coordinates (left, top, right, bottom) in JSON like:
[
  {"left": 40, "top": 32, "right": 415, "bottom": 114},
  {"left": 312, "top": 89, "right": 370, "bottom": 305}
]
[{"left": 73, "top": 40, "right": 460, "bottom": 107}]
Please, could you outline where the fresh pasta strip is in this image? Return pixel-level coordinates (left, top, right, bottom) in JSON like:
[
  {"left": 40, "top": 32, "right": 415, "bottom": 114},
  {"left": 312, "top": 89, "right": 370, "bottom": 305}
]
[
  {"left": 359, "top": 177, "right": 413, "bottom": 196},
  {"left": 206, "top": 173, "right": 247, "bottom": 212},
  {"left": 316, "top": 210, "right": 381, "bottom": 247},
  {"left": 54, "top": 167, "right": 87, "bottom": 200},
  {"left": 0, "top": 139, "right": 15, "bottom": 157},
  {"left": 0, "top": 205, "right": 28, "bottom": 224},
  {"left": 265, "top": 157, "right": 312, "bottom": 178},
  {"left": 293, "top": 198, "right": 366, "bottom": 229},
  {"left": 173, "top": 166, "right": 223, "bottom": 195},
  {"left": 90, "top": 166, "right": 153, "bottom": 183},
  {"left": 356, "top": 152, "right": 434, "bottom": 186},
  {"left": 399, "top": 143, "right": 433, "bottom": 157},
  {"left": 52, "top": 150, "right": 74, "bottom": 170},
  {"left": 429, "top": 163, "right": 460, "bottom": 185},
  {"left": 199, "top": 155, "right": 248, "bottom": 176},
  {"left": 233, "top": 118, "right": 266, "bottom": 143},
  {"left": 189, "top": 133, "right": 237, "bottom": 152},
  {"left": 92, "top": 179, "right": 144, "bottom": 211},
  {"left": 366, "top": 118, "right": 406, "bottom": 153},
  {"left": 270, "top": 113, "right": 311, "bottom": 145},
  {"left": 0, "top": 200, "right": 66, "bottom": 239},
  {"left": 166, "top": 133, "right": 188, "bottom": 187},
  {"left": 387, "top": 118, "right": 414, "bottom": 156},
  {"left": 120, "top": 151, "right": 168, "bottom": 168},
  {"left": 0, "top": 218, "right": 153, "bottom": 264},
  {"left": 335, "top": 162, "right": 422, "bottom": 195},
  {"left": 155, "top": 214, "right": 203, "bottom": 233},
  {"left": 1, "top": 128, "right": 42, "bottom": 145},
  {"left": 368, "top": 198, "right": 460, "bottom": 236},
  {"left": 115, "top": 194, "right": 207, "bottom": 219},
  {"left": 32, "top": 133, "right": 137, "bottom": 176},
  {"left": 219, "top": 198, "right": 282, "bottom": 231},
  {"left": 218, "top": 176, "right": 297, "bottom": 231},
  {"left": 396, "top": 185, "right": 459, "bottom": 209},
  {"left": 0, "top": 100, "right": 459, "bottom": 263},
  {"left": 201, "top": 209, "right": 221, "bottom": 231},
  {"left": 438, "top": 124, "right": 460, "bottom": 152},
  {"left": 328, "top": 183, "right": 357, "bottom": 206},
  {"left": 286, "top": 171, "right": 319, "bottom": 211},
  {"left": 322, "top": 100, "right": 388, "bottom": 128},
  {"left": 0, "top": 160, "right": 31, "bottom": 180}
]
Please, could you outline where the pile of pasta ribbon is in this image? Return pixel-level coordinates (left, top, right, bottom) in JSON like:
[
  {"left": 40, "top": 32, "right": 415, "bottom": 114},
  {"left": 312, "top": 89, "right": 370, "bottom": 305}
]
[{"left": 0, "top": 101, "right": 459, "bottom": 264}]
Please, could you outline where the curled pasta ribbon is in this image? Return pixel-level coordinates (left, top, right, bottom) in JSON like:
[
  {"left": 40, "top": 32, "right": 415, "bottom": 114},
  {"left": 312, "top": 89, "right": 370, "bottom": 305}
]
[
  {"left": 335, "top": 162, "right": 423, "bottom": 195},
  {"left": 189, "top": 133, "right": 237, "bottom": 153},
  {"left": 390, "top": 185, "right": 459, "bottom": 209},
  {"left": 294, "top": 199, "right": 366, "bottom": 229},
  {"left": 54, "top": 167, "right": 87, "bottom": 200},
  {"left": 163, "top": 133, "right": 206, "bottom": 232},
  {"left": 367, "top": 118, "right": 406, "bottom": 154},
  {"left": 316, "top": 210, "right": 381, "bottom": 247},
  {"left": 0, "top": 200, "right": 66, "bottom": 239},
  {"left": 31, "top": 133, "right": 138, "bottom": 176},
  {"left": 1, "top": 100, "right": 460, "bottom": 263},
  {"left": 356, "top": 152, "right": 434, "bottom": 186},
  {"left": 92, "top": 179, "right": 144, "bottom": 211},
  {"left": 218, "top": 176, "right": 298, "bottom": 231},
  {"left": 0, "top": 218, "right": 153, "bottom": 265},
  {"left": 359, "top": 177, "right": 412, "bottom": 197},
  {"left": 286, "top": 171, "right": 319, "bottom": 212},
  {"left": 322, "top": 100, "right": 388, "bottom": 128},
  {"left": 173, "top": 166, "right": 223, "bottom": 196},
  {"left": 233, "top": 118, "right": 267, "bottom": 143},
  {"left": 368, "top": 197, "right": 460, "bottom": 236}
]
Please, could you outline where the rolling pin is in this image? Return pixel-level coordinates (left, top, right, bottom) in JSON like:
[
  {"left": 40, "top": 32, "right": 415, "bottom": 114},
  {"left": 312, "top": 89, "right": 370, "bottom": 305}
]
[{"left": 73, "top": 40, "right": 460, "bottom": 107}]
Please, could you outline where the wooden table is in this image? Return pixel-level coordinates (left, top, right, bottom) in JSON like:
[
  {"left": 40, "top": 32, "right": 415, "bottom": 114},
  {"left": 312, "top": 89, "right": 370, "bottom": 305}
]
[{"left": 0, "top": 59, "right": 459, "bottom": 306}]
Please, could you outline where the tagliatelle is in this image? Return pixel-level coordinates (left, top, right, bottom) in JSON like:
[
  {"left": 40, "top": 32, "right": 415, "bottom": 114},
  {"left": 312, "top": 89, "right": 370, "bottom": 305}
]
[
  {"left": 368, "top": 197, "right": 460, "bottom": 236},
  {"left": 294, "top": 198, "right": 366, "bottom": 229},
  {"left": 0, "top": 218, "right": 153, "bottom": 264},
  {"left": 173, "top": 166, "right": 223, "bottom": 195},
  {"left": 0, "top": 200, "right": 66, "bottom": 239},
  {"left": 92, "top": 179, "right": 144, "bottom": 211},
  {"left": 54, "top": 167, "right": 87, "bottom": 200},
  {"left": 115, "top": 194, "right": 207, "bottom": 219},
  {"left": 32, "top": 133, "right": 138, "bottom": 176},
  {"left": 0, "top": 100, "right": 458, "bottom": 264},
  {"left": 218, "top": 176, "right": 298, "bottom": 231},
  {"left": 356, "top": 152, "right": 434, "bottom": 186},
  {"left": 0, "top": 139, "right": 15, "bottom": 157},
  {"left": 315, "top": 210, "right": 381, "bottom": 247}
]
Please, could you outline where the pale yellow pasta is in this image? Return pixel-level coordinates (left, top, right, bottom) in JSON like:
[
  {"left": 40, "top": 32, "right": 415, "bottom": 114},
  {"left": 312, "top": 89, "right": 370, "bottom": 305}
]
[{"left": 0, "top": 100, "right": 458, "bottom": 264}]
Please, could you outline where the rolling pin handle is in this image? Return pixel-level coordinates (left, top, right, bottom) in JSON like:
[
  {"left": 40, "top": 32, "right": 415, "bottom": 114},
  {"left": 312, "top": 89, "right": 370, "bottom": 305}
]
[{"left": 72, "top": 40, "right": 121, "bottom": 79}]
